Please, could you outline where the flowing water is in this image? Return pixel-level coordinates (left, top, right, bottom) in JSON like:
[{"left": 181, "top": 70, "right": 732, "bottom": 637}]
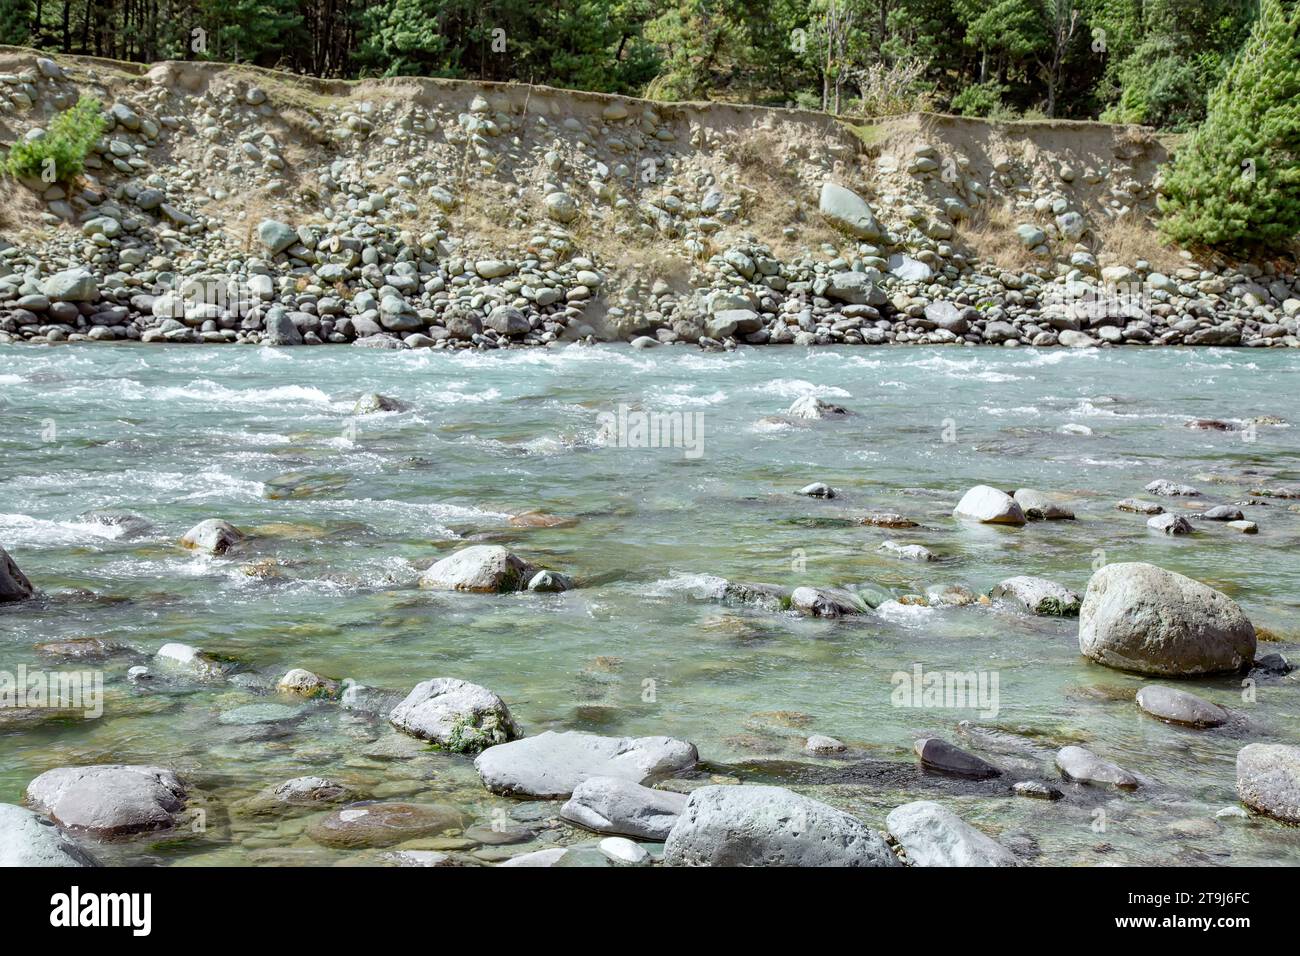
[{"left": 2, "top": 342, "right": 1299, "bottom": 866}]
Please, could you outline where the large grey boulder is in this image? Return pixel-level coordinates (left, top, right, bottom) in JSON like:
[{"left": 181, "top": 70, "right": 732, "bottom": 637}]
[
  {"left": 41, "top": 269, "right": 99, "bottom": 302},
  {"left": 824, "top": 270, "right": 885, "bottom": 306},
  {"left": 914, "top": 738, "right": 1000, "bottom": 779},
  {"left": 991, "top": 576, "right": 1082, "bottom": 616},
  {"left": 180, "top": 519, "right": 244, "bottom": 555},
  {"left": 819, "top": 182, "right": 884, "bottom": 240},
  {"left": 1236, "top": 743, "right": 1300, "bottom": 824},
  {"left": 257, "top": 219, "right": 298, "bottom": 254},
  {"left": 0, "top": 544, "right": 34, "bottom": 602},
  {"left": 25, "top": 766, "right": 190, "bottom": 835},
  {"left": 388, "top": 678, "right": 521, "bottom": 753},
  {"left": 560, "top": 776, "right": 688, "bottom": 840},
  {"left": 263, "top": 308, "right": 303, "bottom": 346},
  {"left": 1135, "top": 685, "right": 1227, "bottom": 728},
  {"left": 0, "top": 805, "right": 99, "bottom": 866},
  {"left": 1055, "top": 746, "right": 1138, "bottom": 789},
  {"left": 1078, "top": 562, "right": 1256, "bottom": 675},
  {"left": 418, "top": 545, "right": 542, "bottom": 593},
  {"left": 663, "top": 785, "right": 899, "bottom": 867},
  {"left": 474, "top": 731, "right": 698, "bottom": 799},
  {"left": 885, "top": 801, "right": 1018, "bottom": 867},
  {"left": 952, "top": 485, "right": 1026, "bottom": 525}
]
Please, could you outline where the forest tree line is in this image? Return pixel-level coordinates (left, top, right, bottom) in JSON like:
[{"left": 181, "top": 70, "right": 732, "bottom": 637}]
[{"left": 0, "top": 0, "right": 1280, "bottom": 130}]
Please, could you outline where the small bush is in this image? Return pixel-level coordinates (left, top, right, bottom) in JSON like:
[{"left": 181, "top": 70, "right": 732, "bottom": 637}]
[
  {"left": 3, "top": 96, "right": 106, "bottom": 184},
  {"left": 951, "top": 81, "right": 1006, "bottom": 118}
]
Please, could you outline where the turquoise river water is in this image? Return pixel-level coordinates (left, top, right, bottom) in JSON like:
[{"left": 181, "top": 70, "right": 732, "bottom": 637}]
[{"left": 1, "top": 342, "right": 1298, "bottom": 865}]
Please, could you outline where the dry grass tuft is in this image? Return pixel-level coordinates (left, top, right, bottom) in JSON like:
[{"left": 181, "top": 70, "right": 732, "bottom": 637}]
[{"left": 1091, "top": 213, "right": 1183, "bottom": 272}]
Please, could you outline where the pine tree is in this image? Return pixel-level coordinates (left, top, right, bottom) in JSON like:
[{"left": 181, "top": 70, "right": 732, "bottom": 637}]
[
  {"left": 0, "top": 0, "right": 33, "bottom": 46},
  {"left": 1158, "top": 0, "right": 1300, "bottom": 248}
]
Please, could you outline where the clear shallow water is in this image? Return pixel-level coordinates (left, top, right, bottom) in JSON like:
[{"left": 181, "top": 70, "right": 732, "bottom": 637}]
[{"left": 2, "top": 342, "right": 1299, "bottom": 866}]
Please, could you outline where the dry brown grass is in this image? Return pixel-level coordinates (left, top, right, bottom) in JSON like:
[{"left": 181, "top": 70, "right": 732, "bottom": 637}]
[
  {"left": 956, "top": 201, "right": 1041, "bottom": 272},
  {"left": 1091, "top": 213, "right": 1183, "bottom": 272}
]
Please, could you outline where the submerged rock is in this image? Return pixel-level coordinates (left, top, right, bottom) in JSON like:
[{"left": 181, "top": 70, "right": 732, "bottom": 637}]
[
  {"left": 914, "top": 737, "right": 1000, "bottom": 779},
  {"left": 1055, "top": 746, "right": 1138, "bottom": 789},
  {"left": 1013, "top": 489, "right": 1075, "bottom": 520},
  {"left": 860, "top": 512, "right": 917, "bottom": 528},
  {"left": 179, "top": 519, "right": 244, "bottom": 555},
  {"left": 277, "top": 668, "right": 340, "bottom": 699},
  {"left": 153, "top": 642, "right": 227, "bottom": 679},
  {"left": 0, "top": 804, "right": 99, "bottom": 866},
  {"left": 664, "top": 785, "right": 898, "bottom": 867},
  {"left": 1148, "top": 513, "right": 1194, "bottom": 535},
  {"left": 1117, "top": 498, "right": 1164, "bottom": 515},
  {"left": 991, "top": 575, "right": 1082, "bottom": 616},
  {"left": 475, "top": 730, "right": 698, "bottom": 799},
  {"left": 878, "top": 541, "right": 936, "bottom": 562},
  {"left": 1136, "top": 685, "right": 1228, "bottom": 728},
  {"left": 25, "top": 765, "right": 191, "bottom": 835},
  {"left": 1236, "top": 743, "right": 1300, "bottom": 824},
  {"left": 952, "top": 486, "right": 1026, "bottom": 525},
  {"left": 561, "top": 776, "right": 688, "bottom": 840},
  {"left": 418, "top": 545, "right": 546, "bottom": 593},
  {"left": 1078, "top": 562, "right": 1256, "bottom": 676},
  {"left": 1200, "top": 505, "right": 1244, "bottom": 521},
  {"left": 243, "top": 776, "right": 352, "bottom": 814},
  {"left": 786, "top": 395, "right": 851, "bottom": 420},
  {"left": 1012, "top": 780, "right": 1063, "bottom": 801},
  {"left": 1146, "top": 479, "right": 1200, "bottom": 497},
  {"left": 353, "top": 393, "right": 406, "bottom": 415},
  {"left": 0, "top": 544, "right": 34, "bottom": 602},
  {"left": 797, "top": 482, "right": 836, "bottom": 498},
  {"left": 306, "top": 802, "right": 465, "bottom": 848},
  {"left": 885, "top": 800, "right": 1018, "bottom": 867},
  {"left": 790, "top": 586, "right": 866, "bottom": 618},
  {"left": 388, "top": 678, "right": 521, "bottom": 752}
]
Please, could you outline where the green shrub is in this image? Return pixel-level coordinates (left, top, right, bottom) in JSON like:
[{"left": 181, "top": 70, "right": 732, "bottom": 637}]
[
  {"left": 951, "top": 81, "right": 1006, "bottom": 118},
  {"left": 3, "top": 95, "right": 107, "bottom": 184},
  {"left": 1158, "top": 0, "right": 1300, "bottom": 248}
]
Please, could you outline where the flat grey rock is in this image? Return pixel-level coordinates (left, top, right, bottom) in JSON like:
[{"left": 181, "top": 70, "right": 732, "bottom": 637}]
[
  {"left": 664, "top": 785, "right": 899, "bottom": 867},
  {"left": 0, "top": 804, "right": 99, "bottom": 866},
  {"left": 1136, "top": 685, "right": 1228, "bottom": 728},
  {"left": 1056, "top": 746, "right": 1138, "bottom": 789},
  {"left": 561, "top": 776, "right": 687, "bottom": 840},
  {"left": 25, "top": 765, "right": 190, "bottom": 835},
  {"left": 885, "top": 800, "right": 1019, "bottom": 867},
  {"left": 475, "top": 731, "right": 698, "bottom": 799}
]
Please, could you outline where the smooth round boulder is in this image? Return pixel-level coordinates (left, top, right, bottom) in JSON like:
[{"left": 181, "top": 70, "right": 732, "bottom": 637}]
[
  {"left": 1236, "top": 744, "right": 1300, "bottom": 824},
  {"left": 991, "top": 575, "right": 1082, "bottom": 616},
  {"left": 885, "top": 800, "right": 1018, "bottom": 867},
  {"left": 242, "top": 776, "right": 352, "bottom": 814},
  {"left": 387, "top": 678, "right": 521, "bottom": 753},
  {"left": 25, "top": 766, "right": 190, "bottom": 835},
  {"left": 306, "top": 802, "right": 464, "bottom": 848},
  {"left": 418, "top": 545, "right": 541, "bottom": 592},
  {"left": 786, "top": 395, "right": 850, "bottom": 420},
  {"left": 0, "top": 804, "right": 99, "bottom": 866},
  {"left": 180, "top": 519, "right": 244, "bottom": 555},
  {"left": 1136, "top": 685, "right": 1228, "bottom": 728},
  {"left": 663, "top": 785, "right": 899, "bottom": 867},
  {"left": 914, "top": 738, "right": 1000, "bottom": 779},
  {"left": 790, "top": 586, "right": 865, "bottom": 618},
  {"left": 0, "top": 544, "right": 34, "bottom": 602},
  {"left": 474, "top": 730, "right": 698, "bottom": 799},
  {"left": 1078, "top": 562, "right": 1256, "bottom": 675},
  {"left": 952, "top": 486, "right": 1026, "bottom": 525},
  {"left": 1055, "top": 746, "right": 1138, "bottom": 789},
  {"left": 560, "top": 776, "right": 688, "bottom": 840}
]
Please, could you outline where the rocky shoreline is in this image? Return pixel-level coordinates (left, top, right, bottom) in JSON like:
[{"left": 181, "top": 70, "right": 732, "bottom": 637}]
[{"left": 3, "top": 55, "right": 1299, "bottom": 351}]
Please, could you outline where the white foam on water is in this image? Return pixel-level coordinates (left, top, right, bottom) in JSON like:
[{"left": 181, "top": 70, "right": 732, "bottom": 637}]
[
  {"left": 751, "top": 378, "right": 853, "bottom": 400},
  {"left": 0, "top": 513, "right": 132, "bottom": 547},
  {"left": 645, "top": 572, "right": 729, "bottom": 600}
]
